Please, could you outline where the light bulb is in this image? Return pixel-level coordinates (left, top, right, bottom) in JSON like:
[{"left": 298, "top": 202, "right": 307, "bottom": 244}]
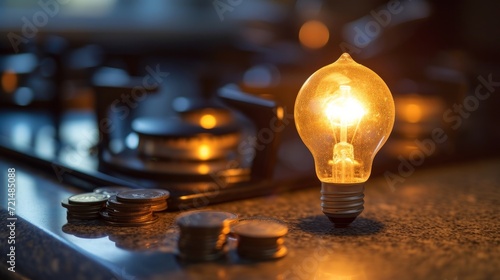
[{"left": 295, "top": 53, "right": 395, "bottom": 227}]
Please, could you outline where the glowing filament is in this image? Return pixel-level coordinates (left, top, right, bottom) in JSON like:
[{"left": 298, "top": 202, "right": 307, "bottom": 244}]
[
  {"left": 325, "top": 85, "right": 366, "bottom": 182},
  {"left": 325, "top": 86, "right": 366, "bottom": 129}
]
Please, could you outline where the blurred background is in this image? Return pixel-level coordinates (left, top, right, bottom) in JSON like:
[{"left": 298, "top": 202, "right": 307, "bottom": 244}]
[{"left": 0, "top": 0, "right": 499, "bottom": 196}]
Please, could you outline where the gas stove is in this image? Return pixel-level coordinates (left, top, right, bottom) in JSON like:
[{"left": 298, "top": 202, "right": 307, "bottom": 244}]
[{"left": 0, "top": 76, "right": 317, "bottom": 210}]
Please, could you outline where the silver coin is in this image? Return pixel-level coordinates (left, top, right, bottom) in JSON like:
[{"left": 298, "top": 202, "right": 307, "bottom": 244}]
[
  {"left": 116, "top": 189, "right": 170, "bottom": 203},
  {"left": 68, "top": 193, "right": 109, "bottom": 205}
]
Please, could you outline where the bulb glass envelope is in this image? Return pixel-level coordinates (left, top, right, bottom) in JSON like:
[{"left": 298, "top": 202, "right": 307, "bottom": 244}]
[{"left": 294, "top": 53, "right": 395, "bottom": 183}]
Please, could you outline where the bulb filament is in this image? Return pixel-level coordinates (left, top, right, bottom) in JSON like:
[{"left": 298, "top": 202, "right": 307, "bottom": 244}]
[{"left": 325, "top": 85, "right": 366, "bottom": 182}]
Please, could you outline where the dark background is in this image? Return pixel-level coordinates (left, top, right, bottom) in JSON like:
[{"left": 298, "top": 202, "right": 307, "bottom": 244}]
[{"left": 0, "top": 0, "right": 499, "bottom": 181}]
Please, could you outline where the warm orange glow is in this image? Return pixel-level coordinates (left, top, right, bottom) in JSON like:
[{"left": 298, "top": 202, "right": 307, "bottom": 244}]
[
  {"left": 295, "top": 53, "right": 395, "bottom": 183},
  {"left": 197, "top": 164, "right": 210, "bottom": 174},
  {"left": 276, "top": 107, "right": 284, "bottom": 120},
  {"left": 403, "top": 103, "right": 422, "bottom": 123},
  {"left": 1, "top": 70, "right": 18, "bottom": 93},
  {"left": 325, "top": 86, "right": 366, "bottom": 127},
  {"left": 395, "top": 95, "right": 445, "bottom": 126},
  {"left": 299, "top": 20, "right": 330, "bottom": 49},
  {"left": 314, "top": 257, "right": 366, "bottom": 280},
  {"left": 200, "top": 114, "right": 217, "bottom": 129},
  {"left": 197, "top": 144, "right": 211, "bottom": 160}
]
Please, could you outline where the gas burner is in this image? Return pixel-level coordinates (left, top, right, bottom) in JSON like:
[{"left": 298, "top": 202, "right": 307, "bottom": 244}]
[
  {"left": 90, "top": 67, "right": 290, "bottom": 188},
  {"left": 135, "top": 107, "right": 241, "bottom": 161},
  {"left": 101, "top": 106, "right": 251, "bottom": 183}
]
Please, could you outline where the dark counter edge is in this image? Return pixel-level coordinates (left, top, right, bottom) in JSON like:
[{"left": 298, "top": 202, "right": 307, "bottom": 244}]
[{"left": 0, "top": 210, "right": 116, "bottom": 280}]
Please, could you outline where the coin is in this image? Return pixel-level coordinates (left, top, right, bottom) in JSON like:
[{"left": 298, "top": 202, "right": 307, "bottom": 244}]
[
  {"left": 67, "top": 212, "right": 100, "bottom": 220},
  {"left": 237, "top": 236, "right": 285, "bottom": 248},
  {"left": 150, "top": 201, "right": 168, "bottom": 212},
  {"left": 94, "top": 186, "right": 132, "bottom": 196},
  {"left": 232, "top": 220, "right": 288, "bottom": 238},
  {"left": 237, "top": 246, "right": 288, "bottom": 260},
  {"left": 63, "top": 191, "right": 165, "bottom": 226},
  {"left": 61, "top": 198, "right": 103, "bottom": 212},
  {"left": 178, "top": 234, "right": 226, "bottom": 247},
  {"left": 107, "top": 208, "right": 152, "bottom": 217},
  {"left": 116, "top": 189, "right": 170, "bottom": 203},
  {"left": 103, "top": 215, "right": 159, "bottom": 227},
  {"left": 68, "top": 193, "right": 109, "bottom": 205},
  {"left": 67, "top": 213, "right": 100, "bottom": 219},
  {"left": 106, "top": 196, "right": 152, "bottom": 212},
  {"left": 232, "top": 218, "right": 288, "bottom": 261},
  {"left": 176, "top": 210, "right": 237, "bottom": 229},
  {"left": 100, "top": 209, "right": 153, "bottom": 223},
  {"left": 175, "top": 210, "right": 237, "bottom": 262},
  {"left": 106, "top": 204, "right": 152, "bottom": 214},
  {"left": 97, "top": 189, "right": 167, "bottom": 227},
  {"left": 62, "top": 195, "right": 105, "bottom": 223},
  {"left": 107, "top": 194, "right": 167, "bottom": 212}
]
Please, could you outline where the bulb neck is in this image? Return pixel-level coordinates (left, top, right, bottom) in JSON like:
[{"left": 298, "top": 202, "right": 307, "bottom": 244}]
[{"left": 320, "top": 182, "right": 365, "bottom": 228}]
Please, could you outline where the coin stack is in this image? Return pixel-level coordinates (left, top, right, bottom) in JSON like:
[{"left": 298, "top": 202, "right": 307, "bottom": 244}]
[
  {"left": 232, "top": 219, "right": 288, "bottom": 261},
  {"left": 116, "top": 189, "right": 169, "bottom": 212},
  {"left": 99, "top": 189, "right": 169, "bottom": 227},
  {"left": 62, "top": 193, "right": 109, "bottom": 222},
  {"left": 176, "top": 210, "right": 238, "bottom": 261}
]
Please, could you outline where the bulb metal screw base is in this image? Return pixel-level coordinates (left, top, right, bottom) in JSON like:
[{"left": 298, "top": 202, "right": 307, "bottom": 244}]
[{"left": 321, "top": 182, "right": 365, "bottom": 228}]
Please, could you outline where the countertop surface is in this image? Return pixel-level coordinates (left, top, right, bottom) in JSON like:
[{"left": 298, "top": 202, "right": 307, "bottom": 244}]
[{"left": 1, "top": 157, "right": 499, "bottom": 280}]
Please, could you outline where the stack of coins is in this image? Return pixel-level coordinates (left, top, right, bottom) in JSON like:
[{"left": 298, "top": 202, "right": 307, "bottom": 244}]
[
  {"left": 99, "top": 189, "right": 169, "bottom": 227},
  {"left": 176, "top": 210, "right": 238, "bottom": 261},
  {"left": 116, "top": 189, "right": 169, "bottom": 212},
  {"left": 62, "top": 193, "right": 109, "bottom": 222},
  {"left": 232, "top": 219, "right": 288, "bottom": 260}
]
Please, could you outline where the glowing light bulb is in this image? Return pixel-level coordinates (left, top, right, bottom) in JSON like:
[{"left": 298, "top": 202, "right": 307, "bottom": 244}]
[{"left": 294, "top": 53, "right": 395, "bottom": 227}]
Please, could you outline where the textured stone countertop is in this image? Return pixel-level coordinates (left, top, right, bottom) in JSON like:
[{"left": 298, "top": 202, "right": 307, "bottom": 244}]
[{"left": 1, "top": 158, "right": 499, "bottom": 280}]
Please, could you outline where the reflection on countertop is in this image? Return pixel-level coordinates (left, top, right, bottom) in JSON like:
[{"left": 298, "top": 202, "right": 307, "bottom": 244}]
[{"left": 0, "top": 157, "right": 499, "bottom": 279}]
